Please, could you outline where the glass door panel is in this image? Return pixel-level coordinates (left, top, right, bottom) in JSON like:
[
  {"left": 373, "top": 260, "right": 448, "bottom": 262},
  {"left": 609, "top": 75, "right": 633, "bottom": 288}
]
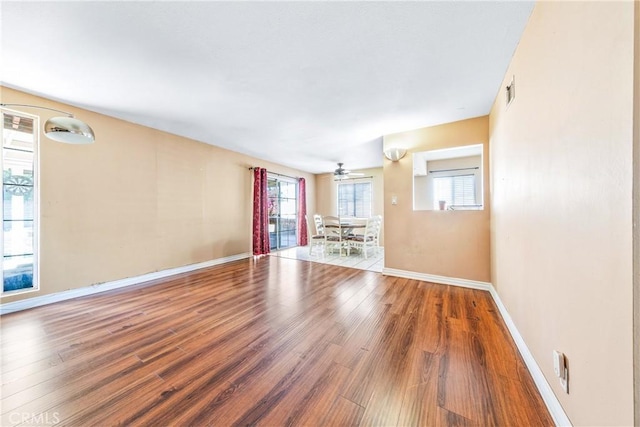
[{"left": 267, "top": 176, "right": 298, "bottom": 251}]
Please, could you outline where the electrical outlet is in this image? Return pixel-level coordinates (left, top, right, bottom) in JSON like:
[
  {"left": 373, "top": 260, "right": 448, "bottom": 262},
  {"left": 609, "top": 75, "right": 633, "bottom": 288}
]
[
  {"left": 553, "top": 350, "right": 569, "bottom": 393},
  {"left": 560, "top": 368, "right": 568, "bottom": 393}
]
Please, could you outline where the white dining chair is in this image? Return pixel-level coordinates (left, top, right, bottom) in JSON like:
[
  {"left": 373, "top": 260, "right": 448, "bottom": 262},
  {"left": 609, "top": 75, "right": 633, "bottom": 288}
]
[
  {"left": 371, "top": 215, "right": 382, "bottom": 254},
  {"left": 306, "top": 215, "right": 325, "bottom": 255},
  {"left": 322, "top": 215, "right": 349, "bottom": 256},
  {"left": 348, "top": 216, "right": 381, "bottom": 259},
  {"left": 313, "top": 214, "right": 324, "bottom": 236}
]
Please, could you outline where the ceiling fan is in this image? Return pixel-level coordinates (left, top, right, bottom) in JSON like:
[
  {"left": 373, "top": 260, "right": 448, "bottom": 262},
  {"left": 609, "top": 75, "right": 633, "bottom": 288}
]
[{"left": 334, "top": 163, "right": 364, "bottom": 180}]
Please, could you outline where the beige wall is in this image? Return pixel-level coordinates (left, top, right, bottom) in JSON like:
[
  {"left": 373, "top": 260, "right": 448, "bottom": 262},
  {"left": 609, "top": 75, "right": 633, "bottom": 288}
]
[
  {"left": 314, "top": 167, "right": 384, "bottom": 245},
  {"left": 0, "top": 87, "right": 315, "bottom": 304},
  {"left": 633, "top": 1, "right": 639, "bottom": 424},
  {"left": 383, "top": 116, "right": 490, "bottom": 282},
  {"left": 489, "top": 2, "right": 635, "bottom": 425}
]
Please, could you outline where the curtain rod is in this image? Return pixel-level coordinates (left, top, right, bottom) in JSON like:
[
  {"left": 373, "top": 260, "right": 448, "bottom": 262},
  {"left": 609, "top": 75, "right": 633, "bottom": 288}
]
[
  {"left": 429, "top": 167, "right": 479, "bottom": 173},
  {"left": 248, "top": 167, "right": 299, "bottom": 181},
  {"left": 334, "top": 175, "right": 373, "bottom": 181}
]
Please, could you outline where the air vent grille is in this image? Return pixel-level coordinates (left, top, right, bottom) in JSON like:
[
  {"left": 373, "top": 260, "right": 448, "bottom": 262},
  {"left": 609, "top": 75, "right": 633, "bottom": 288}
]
[{"left": 505, "top": 76, "right": 515, "bottom": 107}]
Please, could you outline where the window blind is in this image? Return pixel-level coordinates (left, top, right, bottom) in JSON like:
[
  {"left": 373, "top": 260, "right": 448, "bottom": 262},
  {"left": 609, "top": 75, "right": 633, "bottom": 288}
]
[
  {"left": 338, "top": 182, "right": 371, "bottom": 217},
  {"left": 433, "top": 174, "right": 476, "bottom": 209}
]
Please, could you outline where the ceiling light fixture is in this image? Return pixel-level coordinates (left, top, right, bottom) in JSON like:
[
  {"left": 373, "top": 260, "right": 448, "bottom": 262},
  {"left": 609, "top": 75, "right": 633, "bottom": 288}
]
[
  {"left": 384, "top": 147, "right": 407, "bottom": 161},
  {"left": 1, "top": 103, "right": 95, "bottom": 144}
]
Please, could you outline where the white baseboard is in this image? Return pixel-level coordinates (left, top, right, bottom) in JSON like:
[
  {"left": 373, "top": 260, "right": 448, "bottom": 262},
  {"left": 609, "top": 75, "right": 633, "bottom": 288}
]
[
  {"left": 381, "top": 267, "right": 493, "bottom": 291},
  {"left": 0, "top": 252, "right": 251, "bottom": 315},
  {"left": 488, "top": 286, "right": 572, "bottom": 426},
  {"left": 382, "top": 267, "right": 571, "bottom": 426}
]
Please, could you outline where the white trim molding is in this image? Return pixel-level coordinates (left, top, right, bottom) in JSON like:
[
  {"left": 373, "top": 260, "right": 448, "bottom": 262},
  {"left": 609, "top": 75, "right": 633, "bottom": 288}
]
[
  {"left": 489, "top": 286, "right": 572, "bottom": 426},
  {"left": 0, "top": 252, "right": 251, "bottom": 315},
  {"left": 382, "top": 267, "right": 572, "bottom": 426},
  {"left": 382, "top": 267, "right": 492, "bottom": 291}
]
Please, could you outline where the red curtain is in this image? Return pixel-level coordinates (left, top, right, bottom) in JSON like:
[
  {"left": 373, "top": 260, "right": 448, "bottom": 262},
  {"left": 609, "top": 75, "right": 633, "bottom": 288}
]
[
  {"left": 297, "top": 177, "right": 308, "bottom": 246},
  {"left": 252, "top": 168, "right": 270, "bottom": 255}
]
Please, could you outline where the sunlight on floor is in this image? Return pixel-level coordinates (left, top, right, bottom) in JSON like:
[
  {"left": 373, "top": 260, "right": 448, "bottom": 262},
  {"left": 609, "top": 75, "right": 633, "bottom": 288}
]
[{"left": 270, "top": 245, "right": 384, "bottom": 273}]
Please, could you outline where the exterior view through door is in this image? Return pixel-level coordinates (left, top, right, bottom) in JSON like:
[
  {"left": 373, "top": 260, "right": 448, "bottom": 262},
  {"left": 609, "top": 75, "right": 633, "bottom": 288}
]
[
  {"left": 267, "top": 174, "right": 298, "bottom": 251},
  {"left": 1, "top": 109, "right": 38, "bottom": 295}
]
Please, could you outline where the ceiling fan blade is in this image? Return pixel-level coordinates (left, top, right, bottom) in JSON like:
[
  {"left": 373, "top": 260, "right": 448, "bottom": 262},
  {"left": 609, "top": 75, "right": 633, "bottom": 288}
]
[{"left": 334, "top": 163, "right": 365, "bottom": 177}]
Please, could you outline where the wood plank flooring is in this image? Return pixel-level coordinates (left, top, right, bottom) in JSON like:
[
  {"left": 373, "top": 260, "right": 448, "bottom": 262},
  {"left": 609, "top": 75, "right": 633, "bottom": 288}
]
[{"left": 0, "top": 256, "right": 553, "bottom": 426}]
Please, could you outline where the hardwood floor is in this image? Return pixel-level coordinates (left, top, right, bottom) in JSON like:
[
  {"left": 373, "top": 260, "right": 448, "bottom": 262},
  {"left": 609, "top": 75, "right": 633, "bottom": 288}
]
[{"left": 1, "top": 256, "right": 553, "bottom": 426}]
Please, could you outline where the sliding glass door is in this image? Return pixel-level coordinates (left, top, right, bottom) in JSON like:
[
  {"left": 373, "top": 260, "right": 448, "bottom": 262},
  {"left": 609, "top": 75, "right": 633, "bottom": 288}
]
[
  {"left": 267, "top": 176, "right": 297, "bottom": 251},
  {"left": 1, "top": 109, "right": 39, "bottom": 294}
]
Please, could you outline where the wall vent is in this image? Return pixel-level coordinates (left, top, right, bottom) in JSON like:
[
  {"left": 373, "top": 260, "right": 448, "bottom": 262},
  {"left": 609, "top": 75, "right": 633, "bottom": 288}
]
[{"left": 505, "top": 76, "right": 516, "bottom": 107}]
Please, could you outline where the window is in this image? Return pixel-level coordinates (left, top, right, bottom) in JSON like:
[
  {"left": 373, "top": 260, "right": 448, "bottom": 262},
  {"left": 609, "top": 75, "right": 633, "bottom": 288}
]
[
  {"left": 433, "top": 174, "right": 476, "bottom": 209},
  {"left": 412, "top": 145, "right": 484, "bottom": 211},
  {"left": 337, "top": 181, "right": 371, "bottom": 217},
  {"left": 1, "top": 110, "right": 39, "bottom": 294}
]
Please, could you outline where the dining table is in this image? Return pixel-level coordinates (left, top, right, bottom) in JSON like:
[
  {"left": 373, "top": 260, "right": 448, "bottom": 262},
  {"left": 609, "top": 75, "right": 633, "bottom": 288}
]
[
  {"left": 322, "top": 221, "right": 366, "bottom": 255},
  {"left": 323, "top": 222, "right": 366, "bottom": 237}
]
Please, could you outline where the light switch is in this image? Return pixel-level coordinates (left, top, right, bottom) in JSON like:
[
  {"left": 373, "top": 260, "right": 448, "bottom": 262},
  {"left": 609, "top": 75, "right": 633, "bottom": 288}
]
[{"left": 391, "top": 195, "right": 398, "bottom": 205}]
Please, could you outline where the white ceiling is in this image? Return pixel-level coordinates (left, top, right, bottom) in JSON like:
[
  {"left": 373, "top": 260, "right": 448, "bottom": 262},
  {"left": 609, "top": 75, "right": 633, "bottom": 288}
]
[{"left": 0, "top": 1, "right": 534, "bottom": 174}]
